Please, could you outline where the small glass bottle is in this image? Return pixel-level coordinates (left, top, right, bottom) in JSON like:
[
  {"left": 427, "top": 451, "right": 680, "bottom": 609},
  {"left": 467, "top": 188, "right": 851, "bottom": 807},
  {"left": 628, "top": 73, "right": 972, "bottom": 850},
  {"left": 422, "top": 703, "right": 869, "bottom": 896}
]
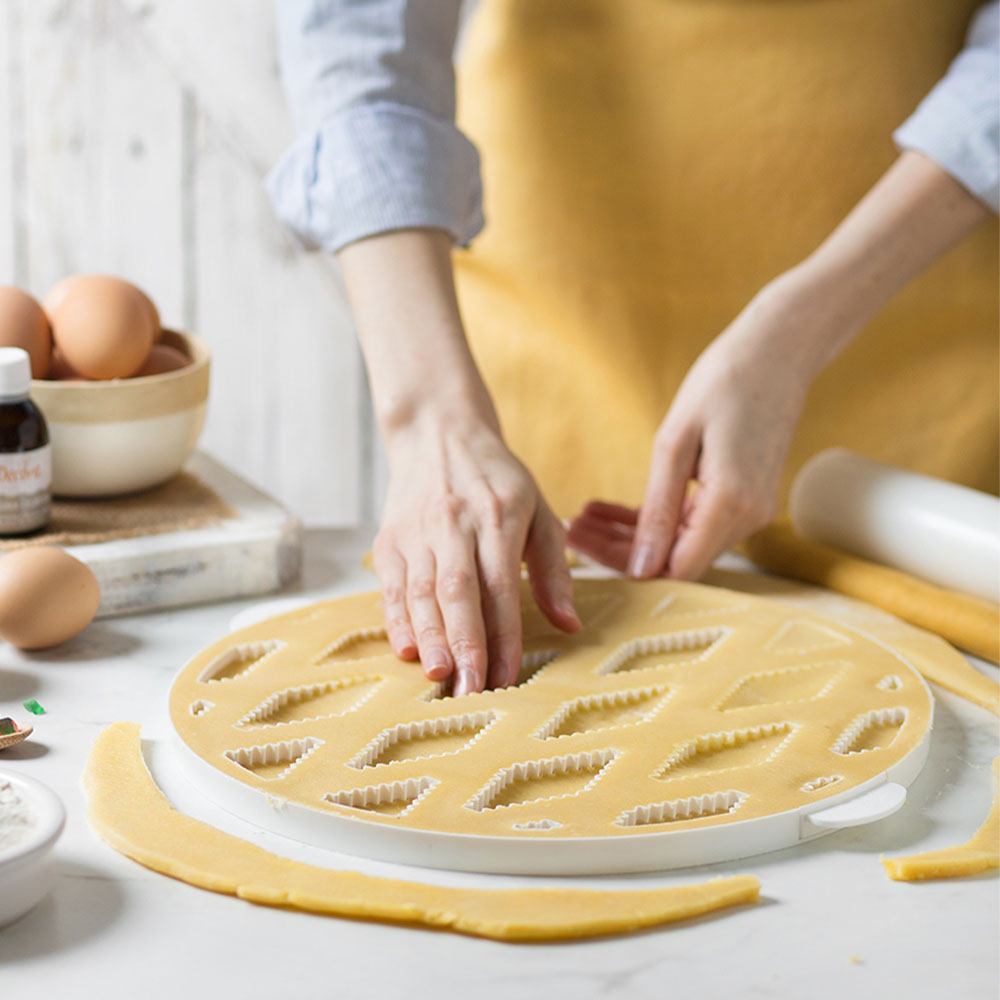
[{"left": 0, "top": 347, "right": 51, "bottom": 535}]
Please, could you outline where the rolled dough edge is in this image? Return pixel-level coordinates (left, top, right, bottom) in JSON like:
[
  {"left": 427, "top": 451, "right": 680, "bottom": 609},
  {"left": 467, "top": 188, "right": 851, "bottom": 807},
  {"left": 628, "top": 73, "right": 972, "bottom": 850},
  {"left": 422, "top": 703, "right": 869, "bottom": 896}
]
[
  {"left": 882, "top": 758, "right": 999, "bottom": 882},
  {"left": 82, "top": 722, "right": 761, "bottom": 942}
]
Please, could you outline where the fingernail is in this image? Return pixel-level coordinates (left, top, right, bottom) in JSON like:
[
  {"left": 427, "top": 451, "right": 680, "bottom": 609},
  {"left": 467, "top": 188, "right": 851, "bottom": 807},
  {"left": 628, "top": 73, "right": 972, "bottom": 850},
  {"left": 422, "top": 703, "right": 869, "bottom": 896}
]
[
  {"left": 452, "top": 667, "right": 478, "bottom": 697},
  {"left": 424, "top": 650, "right": 451, "bottom": 681},
  {"left": 489, "top": 659, "right": 515, "bottom": 689},
  {"left": 394, "top": 632, "right": 418, "bottom": 659},
  {"left": 628, "top": 543, "right": 658, "bottom": 579}
]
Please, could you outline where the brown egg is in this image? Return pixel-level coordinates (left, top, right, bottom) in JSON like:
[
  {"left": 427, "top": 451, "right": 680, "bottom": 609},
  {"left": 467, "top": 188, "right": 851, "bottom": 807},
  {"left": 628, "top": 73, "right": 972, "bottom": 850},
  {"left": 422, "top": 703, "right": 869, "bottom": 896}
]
[
  {"left": 143, "top": 293, "right": 162, "bottom": 341},
  {"left": 45, "top": 274, "right": 162, "bottom": 342},
  {"left": 41, "top": 275, "right": 82, "bottom": 317},
  {"left": 0, "top": 286, "right": 52, "bottom": 378},
  {"left": 0, "top": 547, "right": 100, "bottom": 650},
  {"left": 132, "top": 343, "right": 189, "bottom": 377},
  {"left": 50, "top": 276, "right": 156, "bottom": 379},
  {"left": 45, "top": 346, "right": 84, "bottom": 380}
]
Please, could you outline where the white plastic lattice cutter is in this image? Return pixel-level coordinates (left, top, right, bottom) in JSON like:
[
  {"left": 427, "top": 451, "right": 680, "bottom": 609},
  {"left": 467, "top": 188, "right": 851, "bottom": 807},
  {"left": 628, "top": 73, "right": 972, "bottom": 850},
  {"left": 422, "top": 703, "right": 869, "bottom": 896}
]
[{"left": 168, "top": 579, "right": 934, "bottom": 875}]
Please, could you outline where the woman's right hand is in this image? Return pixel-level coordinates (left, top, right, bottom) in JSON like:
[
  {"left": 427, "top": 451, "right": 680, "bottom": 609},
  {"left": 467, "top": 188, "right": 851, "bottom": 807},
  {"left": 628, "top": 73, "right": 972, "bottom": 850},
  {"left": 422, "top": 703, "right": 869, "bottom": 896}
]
[
  {"left": 374, "top": 411, "right": 580, "bottom": 697},
  {"left": 337, "top": 227, "right": 579, "bottom": 694}
]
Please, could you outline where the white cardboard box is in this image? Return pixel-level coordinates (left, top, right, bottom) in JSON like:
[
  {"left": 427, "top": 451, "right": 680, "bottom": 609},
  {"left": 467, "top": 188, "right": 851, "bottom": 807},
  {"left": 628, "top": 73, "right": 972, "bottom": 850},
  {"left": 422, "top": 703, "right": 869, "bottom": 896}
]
[{"left": 63, "top": 452, "right": 302, "bottom": 617}]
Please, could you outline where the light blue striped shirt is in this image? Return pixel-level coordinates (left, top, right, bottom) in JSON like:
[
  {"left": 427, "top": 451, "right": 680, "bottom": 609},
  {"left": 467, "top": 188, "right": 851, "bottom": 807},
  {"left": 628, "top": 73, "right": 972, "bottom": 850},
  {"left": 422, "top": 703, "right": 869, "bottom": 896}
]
[{"left": 267, "top": 1, "right": 999, "bottom": 254}]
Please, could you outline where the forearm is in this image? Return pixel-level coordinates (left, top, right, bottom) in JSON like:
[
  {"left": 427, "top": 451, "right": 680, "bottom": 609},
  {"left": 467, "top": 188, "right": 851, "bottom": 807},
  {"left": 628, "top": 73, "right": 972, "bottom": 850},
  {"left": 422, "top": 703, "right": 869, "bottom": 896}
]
[
  {"left": 337, "top": 229, "right": 500, "bottom": 447},
  {"left": 761, "top": 150, "right": 992, "bottom": 375},
  {"left": 339, "top": 230, "right": 576, "bottom": 695}
]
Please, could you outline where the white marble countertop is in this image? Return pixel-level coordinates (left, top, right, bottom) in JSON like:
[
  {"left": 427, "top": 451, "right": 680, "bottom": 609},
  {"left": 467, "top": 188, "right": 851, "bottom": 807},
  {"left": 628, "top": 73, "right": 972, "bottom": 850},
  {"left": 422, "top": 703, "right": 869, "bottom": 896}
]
[{"left": 0, "top": 529, "right": 997, "bottom": 1000}]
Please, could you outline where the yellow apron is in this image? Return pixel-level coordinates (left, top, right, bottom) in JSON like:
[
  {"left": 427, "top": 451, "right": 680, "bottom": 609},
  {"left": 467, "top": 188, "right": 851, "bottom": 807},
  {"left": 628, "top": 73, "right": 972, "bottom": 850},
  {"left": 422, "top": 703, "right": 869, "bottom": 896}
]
[{"left": 453, "top": 0, "right": 999, "bottom": 518}]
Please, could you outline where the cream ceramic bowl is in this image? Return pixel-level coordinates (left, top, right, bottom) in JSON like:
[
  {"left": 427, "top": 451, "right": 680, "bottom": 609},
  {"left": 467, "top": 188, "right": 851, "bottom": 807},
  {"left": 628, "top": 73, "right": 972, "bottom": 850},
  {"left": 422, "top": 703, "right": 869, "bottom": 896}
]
[
  {"left": 31, "top": 331, "right": 210, "bottom": 498},
  {"left": 0, "top": 769, "right": 66, "bottom": 927}
]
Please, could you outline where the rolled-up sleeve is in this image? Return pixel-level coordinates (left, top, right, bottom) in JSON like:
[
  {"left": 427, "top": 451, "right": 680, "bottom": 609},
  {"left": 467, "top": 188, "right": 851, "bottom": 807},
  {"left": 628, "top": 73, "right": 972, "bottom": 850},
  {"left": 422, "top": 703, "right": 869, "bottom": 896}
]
[
  {"left": 894, "top": 2, "right": 1000, "bottom": 212},
  {"left": 267, "top": 0, "right": 484, "bottom": 253}
]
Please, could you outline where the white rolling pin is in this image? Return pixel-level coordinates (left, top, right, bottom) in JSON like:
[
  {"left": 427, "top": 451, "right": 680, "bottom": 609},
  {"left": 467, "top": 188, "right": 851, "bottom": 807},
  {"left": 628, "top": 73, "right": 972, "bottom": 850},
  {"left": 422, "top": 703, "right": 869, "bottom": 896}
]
[{"left": 789, "top": 449, "right": 1000, "bottom": 604}]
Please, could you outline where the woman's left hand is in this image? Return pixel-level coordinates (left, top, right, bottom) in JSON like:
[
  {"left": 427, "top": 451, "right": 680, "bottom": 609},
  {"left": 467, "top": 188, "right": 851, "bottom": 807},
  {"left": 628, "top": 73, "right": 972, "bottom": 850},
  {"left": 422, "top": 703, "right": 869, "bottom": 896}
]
[
  {"left": 567, "top": 272, "right": 824, "bottom": 579},
  {"left": 567, "top": 151, "right": 991, "bottom": 581}
]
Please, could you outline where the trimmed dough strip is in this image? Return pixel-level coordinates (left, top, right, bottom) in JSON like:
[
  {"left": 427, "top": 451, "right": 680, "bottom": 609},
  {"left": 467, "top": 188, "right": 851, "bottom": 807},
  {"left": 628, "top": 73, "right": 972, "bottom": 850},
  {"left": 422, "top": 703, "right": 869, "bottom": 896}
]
[
  {"left": 882, "top": 758, "right": 999, "bottom": 881},
  {"left": 83, "top": 722, "right": 760, "bottom": 942}
]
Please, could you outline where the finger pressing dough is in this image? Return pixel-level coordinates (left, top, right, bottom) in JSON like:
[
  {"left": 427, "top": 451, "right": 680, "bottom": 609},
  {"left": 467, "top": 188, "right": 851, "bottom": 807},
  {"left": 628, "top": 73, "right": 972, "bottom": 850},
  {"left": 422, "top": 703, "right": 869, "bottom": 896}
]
[
  {"left": 882, "top": 758, "right": 999, "bottom": 882},
  {"left": 84, "top": 722, "right": 760, "bottom": 941}
]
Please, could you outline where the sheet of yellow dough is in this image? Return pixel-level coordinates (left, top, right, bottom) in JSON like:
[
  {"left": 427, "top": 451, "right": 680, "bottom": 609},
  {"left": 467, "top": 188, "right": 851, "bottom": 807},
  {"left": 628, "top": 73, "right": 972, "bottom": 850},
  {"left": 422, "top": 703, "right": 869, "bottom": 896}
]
[
  {"left": 169, "top": 579, "right": 936, "bottom": 840},
  {"left": 83, "top": 722, "right": 759, "bottom": 942},
  {"left": 882, "top": 758, "right": 1000, "bottom": 882}
]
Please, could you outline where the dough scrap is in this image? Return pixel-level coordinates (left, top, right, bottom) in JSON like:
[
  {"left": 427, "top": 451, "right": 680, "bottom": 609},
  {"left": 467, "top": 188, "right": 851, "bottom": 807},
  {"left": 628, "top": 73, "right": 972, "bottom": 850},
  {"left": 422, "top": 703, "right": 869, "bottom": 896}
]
[
  {"left": 705, "top": 566, "right": 999, "bottom": 717},
  {"left": 169, "top": 579, "right": 934, "bottom": 844},
  {"left": 882, "top": 758, "right": 999, "bottom": 882},
  {"left": 83, "top": 722, "right": 760, "bottom": 941},
  {"left": 744, "top": 519, "right": 1000, "bottom": 674}
]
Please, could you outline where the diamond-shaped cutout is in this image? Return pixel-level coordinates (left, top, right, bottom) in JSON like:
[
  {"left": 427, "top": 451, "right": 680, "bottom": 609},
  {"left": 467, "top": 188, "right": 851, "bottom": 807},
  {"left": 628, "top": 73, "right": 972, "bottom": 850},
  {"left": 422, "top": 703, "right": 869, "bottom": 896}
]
[
  {"left": 315, "top": 626, "right": 392, "bottom": 664},
  {"left": 716, "top": 661, "right": 844, "bottom": 710},
  {"left": 535, "top": 685, "right": 669, "bottom": 739},
  {"left": 348, "top": 709, "right": 497, "bottom": 769},
  {"left": 224, "top": 736, "right": 323, "bottom": 780},
  {"left": 420, "top": 646, "right": 562, "bottom": 701},
  {"left": 655, "top": 722, "right": 793, "bottom": 780},
  {"left": 651, "top": 592, "right": 748, "bottom": 618},
  {"left": 832, "top": 707, "right": 907, "bottom": 755},
  {"left": 616, "top": 790, "right": 745, "bottom": 827},
  {"left": 520, "top": 591, "right": 625, "bottom": 637},
  {"left": 595, "top": 628, "right": 727, "bottom": 675},
  {"left": 236, "top": 676, "right": 382, "bottom": 728},
  {"left": 324, "top": 776, "right": 436, "bottom": 817},
  {"left": 512, "top": 818, "right": 563, "bottom": 831},
  {"left": 765, "top": 619, "right": 851, "bottom": 654},
  {"left": 801, "top": 775, "right": 843, "bottom": 793},
  {"left": 282, "top": 606, "right": 332, "bottom": 626},
  {"left": 198, "top": 640, "right": 285, "bottom": 683},
  {"left": 515, "top": 645, "right": 563, "bottom": 685},
  {"left": 465, "top": 749, "right": 616, "bottom": 811}
]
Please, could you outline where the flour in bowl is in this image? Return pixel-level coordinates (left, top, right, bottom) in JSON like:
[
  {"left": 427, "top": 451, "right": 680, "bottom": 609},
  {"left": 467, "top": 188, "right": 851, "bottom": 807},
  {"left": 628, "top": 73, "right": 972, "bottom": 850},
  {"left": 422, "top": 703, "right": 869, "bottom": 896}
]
[{"left": 0, "top": 778, "right": 36, "bottom": 855}]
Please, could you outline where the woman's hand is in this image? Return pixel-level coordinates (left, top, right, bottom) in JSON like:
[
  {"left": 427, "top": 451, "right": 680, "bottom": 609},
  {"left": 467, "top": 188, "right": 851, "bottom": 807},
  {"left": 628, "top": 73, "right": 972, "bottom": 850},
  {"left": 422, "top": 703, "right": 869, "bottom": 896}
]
[
  {"left": 338, "top": 227, "right": 578, "bottom": 695},
  {"left": 567, "top": 277, "right": 816, "bottom": 578},
  {"left": 568, "top": 151, "right": 991, "bottom": 579},
  {"left": 375, "top": 414, "right": 579, "bottom": 696}
]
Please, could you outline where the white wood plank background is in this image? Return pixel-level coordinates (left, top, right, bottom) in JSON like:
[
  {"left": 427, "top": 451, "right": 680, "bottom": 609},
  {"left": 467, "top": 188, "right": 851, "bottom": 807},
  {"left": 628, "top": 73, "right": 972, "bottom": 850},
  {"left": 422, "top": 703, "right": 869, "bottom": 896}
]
[
  {"left": 0, "top": 0, "right": 24, "bottom": 283},
  {"left": 0, "top": 0, "right": 376, "bottom": 527}
]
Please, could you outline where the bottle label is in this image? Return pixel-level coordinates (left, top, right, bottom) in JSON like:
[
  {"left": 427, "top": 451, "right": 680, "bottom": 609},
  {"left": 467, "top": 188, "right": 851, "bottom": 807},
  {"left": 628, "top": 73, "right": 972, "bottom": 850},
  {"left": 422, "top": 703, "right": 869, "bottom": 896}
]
[{"left": 0, "top": 445, "right": 52, "bottom": 534}]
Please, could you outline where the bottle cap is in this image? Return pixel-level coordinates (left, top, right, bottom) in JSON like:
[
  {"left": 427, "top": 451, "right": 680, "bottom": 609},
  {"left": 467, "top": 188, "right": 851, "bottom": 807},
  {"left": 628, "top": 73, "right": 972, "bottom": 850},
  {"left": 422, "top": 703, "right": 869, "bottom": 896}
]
[{"left": 0, "top": 347, "right": 32, "bottom": 401}]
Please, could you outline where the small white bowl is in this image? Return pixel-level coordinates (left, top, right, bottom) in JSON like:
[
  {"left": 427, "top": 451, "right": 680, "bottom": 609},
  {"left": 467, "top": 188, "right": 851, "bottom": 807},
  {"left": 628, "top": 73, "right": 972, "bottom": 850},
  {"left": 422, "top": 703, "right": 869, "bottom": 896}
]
[
  {"left": 31, "top": 330, "right": 210, "bottom": 498},
  {"left": 0, "top": 770, "right": 66, "bottom": 927}
]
